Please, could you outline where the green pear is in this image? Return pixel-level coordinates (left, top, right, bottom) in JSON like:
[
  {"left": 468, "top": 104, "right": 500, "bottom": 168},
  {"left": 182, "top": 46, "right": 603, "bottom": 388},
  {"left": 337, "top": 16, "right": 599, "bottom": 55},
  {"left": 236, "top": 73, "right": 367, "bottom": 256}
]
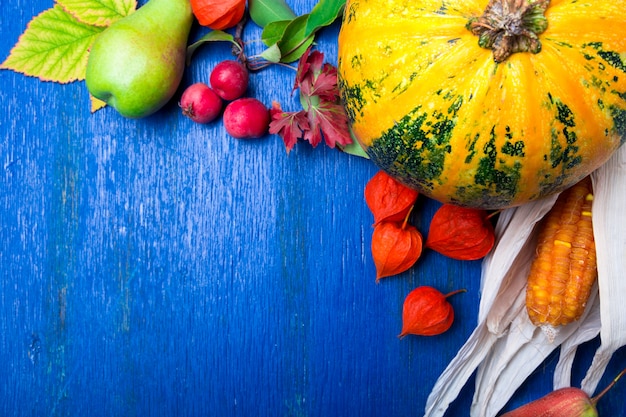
[{"left": 85, "top": 0, "right": 193, "bottom": 118}]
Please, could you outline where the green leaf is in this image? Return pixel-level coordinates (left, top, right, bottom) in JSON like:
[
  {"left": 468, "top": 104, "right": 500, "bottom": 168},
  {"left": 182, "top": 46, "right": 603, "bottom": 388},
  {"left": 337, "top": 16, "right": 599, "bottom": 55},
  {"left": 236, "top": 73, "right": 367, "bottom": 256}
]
[
  {"left": 248, "top": 0, "right": 296, "bottom": 28},
  {"left": 257, "top": 0, "right": 346, "bottom": 63},
  {"left": 261, "top": 20, "right": 292, "bottom": 47},
  {"left": 280, "top": 35, "right": 314, "bottom": 63},
  {"left": 57, "top": 0, "right": 137, "bottom": 27},
  {"left": 0, "top": 5, "right": 105, "bottom": 83},
  {"left": 259, "top": 44, "right": 282, "bottom": 63},
  {"left": 338, "top": 129, "right": 369, "bottom": 159},
  {"left": 186, "top": 30, "right": 237, "bottom": 65},
  {"left": 273, "top": 14, "right": 315, "bottom": 63},
  {"left": 304, "top": 0, "right": 346, "bottom": 38}
]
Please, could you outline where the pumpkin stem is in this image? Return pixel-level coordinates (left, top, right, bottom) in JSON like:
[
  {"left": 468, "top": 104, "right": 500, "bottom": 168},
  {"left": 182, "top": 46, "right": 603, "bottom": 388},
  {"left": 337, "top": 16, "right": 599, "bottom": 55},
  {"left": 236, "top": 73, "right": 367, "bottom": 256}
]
[{"left": 467, "top": 0, "right": 550, "bottom": 63}]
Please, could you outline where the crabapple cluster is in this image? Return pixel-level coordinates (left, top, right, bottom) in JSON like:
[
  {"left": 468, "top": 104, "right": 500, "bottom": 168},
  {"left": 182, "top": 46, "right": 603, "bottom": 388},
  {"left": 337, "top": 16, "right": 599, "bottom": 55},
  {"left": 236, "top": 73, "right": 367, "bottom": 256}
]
[{"left": 179, "top": 59, "right": 270, "bottom": 139}]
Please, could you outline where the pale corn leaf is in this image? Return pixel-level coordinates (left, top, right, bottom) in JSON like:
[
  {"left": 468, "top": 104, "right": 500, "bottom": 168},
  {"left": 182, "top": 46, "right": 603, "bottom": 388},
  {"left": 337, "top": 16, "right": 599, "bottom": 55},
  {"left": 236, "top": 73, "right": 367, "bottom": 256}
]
[
  {"left": 424, "top": 200, "right": 554, "bottom": 417},
  {"left": 426, "top": 145, "right": 625, "bottom": 416},
  {"left": 472, "top": 318, "right": 547, "bottom": 416},
  {"left": 472, "top": 286, "right": 601, "bottom": 416},
  {"left": 553, "top": 288, "right": 601, "bottom": 389},
  {"left": 471, "top": 324, "right": 559, "bottom": 417},
  {"left": 478, "top": 197, "right": 557, "bottom": 323},
  {"left": 582, "top": 144, "right": 626, "bottom": 394},
  {"left": 484, "top": 237, "right": 535, "bottom": 335},
  {"left": 424, "top": 326, "right": 498, "bottom": 417},
  {"left": 471, "top": 181, "right": 604, "bottom": 415}
]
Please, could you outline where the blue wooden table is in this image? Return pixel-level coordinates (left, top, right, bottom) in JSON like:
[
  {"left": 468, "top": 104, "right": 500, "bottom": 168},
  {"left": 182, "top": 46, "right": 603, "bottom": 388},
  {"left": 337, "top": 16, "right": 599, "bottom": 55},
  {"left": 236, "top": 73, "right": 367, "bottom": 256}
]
[{"left": 1, "top": 1, "right": 625, "bottom": 416}]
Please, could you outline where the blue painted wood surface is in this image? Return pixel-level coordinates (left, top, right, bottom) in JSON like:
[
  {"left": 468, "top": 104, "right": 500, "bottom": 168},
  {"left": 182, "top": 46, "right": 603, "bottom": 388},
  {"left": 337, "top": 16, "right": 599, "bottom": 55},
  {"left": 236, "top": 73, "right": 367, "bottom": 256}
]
[{"left": 1, "top": 1, "right": 625, "bottom": 416}]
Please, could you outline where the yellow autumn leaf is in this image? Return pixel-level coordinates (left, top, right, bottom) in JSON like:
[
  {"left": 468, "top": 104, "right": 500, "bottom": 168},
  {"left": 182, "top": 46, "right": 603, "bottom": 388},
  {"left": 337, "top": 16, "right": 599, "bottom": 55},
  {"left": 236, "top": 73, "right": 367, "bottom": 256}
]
[
  {"left": 58, "top": 0, "right": 137, "bottom": 27},
  {"left": 90, "top": 95, "right": 107, "bottom": 112},
  {"left": 0, "top": 5, "right": 104, "bottom": 83}
]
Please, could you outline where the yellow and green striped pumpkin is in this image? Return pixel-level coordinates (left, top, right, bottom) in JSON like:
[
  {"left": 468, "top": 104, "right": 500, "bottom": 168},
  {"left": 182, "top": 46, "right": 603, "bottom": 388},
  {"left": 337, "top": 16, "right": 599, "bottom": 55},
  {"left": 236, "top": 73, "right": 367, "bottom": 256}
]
[{"left": 338, "top": 0, "right": 626, "bottom": 209}]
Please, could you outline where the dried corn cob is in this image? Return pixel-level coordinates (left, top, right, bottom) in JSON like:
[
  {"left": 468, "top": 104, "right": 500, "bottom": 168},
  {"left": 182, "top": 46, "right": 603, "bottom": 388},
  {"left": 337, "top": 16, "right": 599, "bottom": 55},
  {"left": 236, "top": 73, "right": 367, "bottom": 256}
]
[{"left": 525, "top": 176, "right": 597, "bottom": 327}]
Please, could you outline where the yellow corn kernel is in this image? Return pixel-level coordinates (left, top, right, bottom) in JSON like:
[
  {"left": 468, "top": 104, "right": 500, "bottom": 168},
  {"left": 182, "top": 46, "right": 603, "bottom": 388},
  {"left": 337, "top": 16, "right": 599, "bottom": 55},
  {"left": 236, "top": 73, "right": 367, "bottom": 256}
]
[
  {"left": 554, "top": 239, "right": 572, "bottom": 248},
  {"left": 525, "top": 176, "right": 597, "bottom": 327}
]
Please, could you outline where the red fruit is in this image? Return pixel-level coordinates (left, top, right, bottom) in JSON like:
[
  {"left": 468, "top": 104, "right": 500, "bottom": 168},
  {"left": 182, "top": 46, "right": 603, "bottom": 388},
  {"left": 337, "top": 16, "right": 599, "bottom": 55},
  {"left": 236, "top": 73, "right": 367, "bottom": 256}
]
[
  {"left": 190, "top": 0, "right": 245, "bottom": 30},
  {"left": 179, "top": 82, "right": 223, "bottom": 124},
  {"left": 365, "top": 170, "right": 419, "bottom": 225},
  {"left": 210, "top": 60, "right": 249, "bottom": 101},
  {"left": 501, "top": 367, "right": 626, "bottom": 417},
  {"left": 223, "top": 98, "right": 270, "bottom": 139},
  {"left": 425, "top": 204, "right": 495, "bottom": 260},
  {"left": 501, "top": 388, "right": 598, "bottom": 417},
  {"left": 399, "top": 286, "right": 465, "bottom": 337},
  {"left": 371, "top": 219, "right": 423, "bottom": 282}
]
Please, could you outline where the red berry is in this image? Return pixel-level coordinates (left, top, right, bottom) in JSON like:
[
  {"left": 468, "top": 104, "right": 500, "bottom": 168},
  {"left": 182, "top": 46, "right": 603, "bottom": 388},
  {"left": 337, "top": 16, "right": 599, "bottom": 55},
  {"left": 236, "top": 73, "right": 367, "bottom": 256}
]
[
  {"left": 180, "top": 82, "right": 222, "bottom": 124},
  {"left": 210, "top": 60, "right": 249, "bottom": 101},
  {"left": 223, "top": 98, "right": 270, "bottom": 139}
]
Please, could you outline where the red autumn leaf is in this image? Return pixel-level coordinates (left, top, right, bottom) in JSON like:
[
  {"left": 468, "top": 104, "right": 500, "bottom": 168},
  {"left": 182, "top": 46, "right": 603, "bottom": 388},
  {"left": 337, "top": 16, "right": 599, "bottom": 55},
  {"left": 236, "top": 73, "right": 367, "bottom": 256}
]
[
  {"left": 399, "top": 286, "right": 465, "bottom": 337},
  {"left": 425, "top": 204, "right": 495, "bottom": 260},
  {"left": 365, "top": 171, "right": 419, "bottom": 225},
  {"left": 302, "top": 63, "right": 340, "bottom": 102},
  {"left": 294, "top": 47, "right": 324, "bottom": 92},
  {"left": 305, "top": 100, "right": 352, "bottom": 149},
  {"left": 271, "top": 47, "right": 352, "bottom": 153},
  {"left": 269, "top": 102, "right": 310, "bottom": 154},
  {"left": 371, "top": 220, "right": 423, "bottom": 282}
]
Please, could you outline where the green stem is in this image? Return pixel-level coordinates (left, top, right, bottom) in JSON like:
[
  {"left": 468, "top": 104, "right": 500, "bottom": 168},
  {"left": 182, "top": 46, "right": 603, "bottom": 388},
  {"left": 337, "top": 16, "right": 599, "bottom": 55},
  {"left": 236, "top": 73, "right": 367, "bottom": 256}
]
[
  {"left": 401, "top": 205, "right": 415, "bottom": 230},
  {"left": 444, "top": 289, "right": 467, "bottom": 299},
  {"left": 590, "top": 367, "right": 626, "bottom": 405}
]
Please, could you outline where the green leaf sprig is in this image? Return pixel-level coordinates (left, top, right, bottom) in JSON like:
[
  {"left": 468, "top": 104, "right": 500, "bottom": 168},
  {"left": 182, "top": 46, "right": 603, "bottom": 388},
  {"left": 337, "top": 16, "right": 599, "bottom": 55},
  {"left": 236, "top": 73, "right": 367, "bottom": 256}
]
[
  {"left": 186, "top": 29, "right": 240, "bottom": 66},
  {"left": 185, "top": 0, "right": 346, "bottom": 70},
  {"left": 252, "top": 0, "right": 346, "bottom": 64}
]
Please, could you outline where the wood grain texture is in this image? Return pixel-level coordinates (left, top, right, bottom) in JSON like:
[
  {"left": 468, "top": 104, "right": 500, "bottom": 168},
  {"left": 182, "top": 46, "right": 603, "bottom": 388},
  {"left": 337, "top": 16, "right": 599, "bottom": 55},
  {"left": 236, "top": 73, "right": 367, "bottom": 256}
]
[{"left": 1, "top": 1, "right": 625, "bottom": 416}]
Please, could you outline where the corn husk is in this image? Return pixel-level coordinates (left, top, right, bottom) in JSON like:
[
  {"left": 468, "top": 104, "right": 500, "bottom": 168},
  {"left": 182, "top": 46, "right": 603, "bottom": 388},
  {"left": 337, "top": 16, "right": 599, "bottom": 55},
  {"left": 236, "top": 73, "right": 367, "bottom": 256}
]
[
  {"left": 582, "top": 144, "right": 626, "bottom": 393},
  {"left": 424, "top": 144, "right": 626, "bottom": 417}
]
